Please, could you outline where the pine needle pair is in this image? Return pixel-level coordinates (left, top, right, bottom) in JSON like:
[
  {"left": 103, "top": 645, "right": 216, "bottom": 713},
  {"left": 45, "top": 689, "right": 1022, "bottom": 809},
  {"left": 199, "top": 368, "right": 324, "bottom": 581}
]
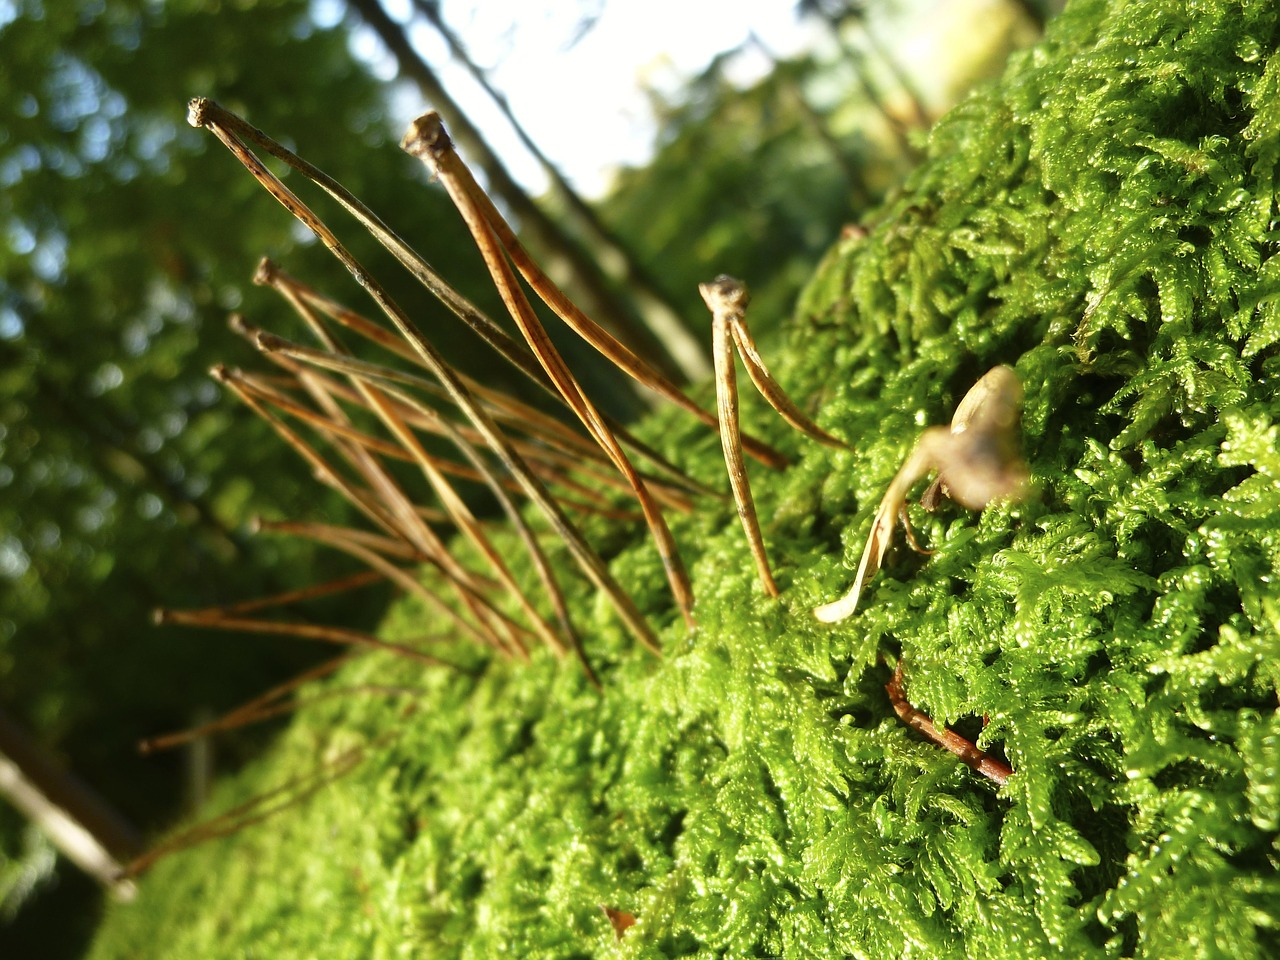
[{"left": 701, "top": 275, "right": 848, "bottom": 597}]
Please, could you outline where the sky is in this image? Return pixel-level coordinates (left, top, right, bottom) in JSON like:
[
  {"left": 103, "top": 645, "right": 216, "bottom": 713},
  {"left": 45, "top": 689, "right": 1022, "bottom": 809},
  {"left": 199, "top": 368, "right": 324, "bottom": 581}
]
[
  {"left": 319, "top": 0, "right": 1035, "bottom": 199},
  {"left": 332, "top": 0, "right": 831, "bottom": 197}
]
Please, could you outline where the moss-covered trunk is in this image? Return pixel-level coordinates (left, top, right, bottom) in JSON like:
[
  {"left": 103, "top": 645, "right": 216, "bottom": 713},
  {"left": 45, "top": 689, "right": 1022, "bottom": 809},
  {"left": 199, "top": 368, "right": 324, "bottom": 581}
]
[{"left": 92, "top": 1, "right": 1280, "bottom": 957}]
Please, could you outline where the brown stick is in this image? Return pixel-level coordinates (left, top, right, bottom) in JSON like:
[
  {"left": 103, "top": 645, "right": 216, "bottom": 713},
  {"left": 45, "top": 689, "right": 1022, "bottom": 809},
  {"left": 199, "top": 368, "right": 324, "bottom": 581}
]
[
  {"left": 252, "top": 518, "right": 507, "bottom": 651},
  {"left": 165, "top": 570, "right": 385, "bottom": 621},
  {"left": 276, "top": 289, "right": 559, "bottom": 659},
  {"left": 251, "top": 330, "right": 692, "bottom": 514},
  {"left": 154, "top": 609, "right": 450, "bottom": 669},
  {"left": 402, "top": 114, "right": 787, "bottom": 472},
  {"left": 214, "top": 366, "right": 517, "bottom": 654},
  {"left": 885, "top": 664, "right": 1012, "bottom": 786},
  {"left": 139, "top": 654, "right": 356, "bottom": 754},
  {"left": 122, "top": 737, "right": 383, "bottom": 878},
  {"left": 726, "top": 311, "right": 848, "bottom": 449}
]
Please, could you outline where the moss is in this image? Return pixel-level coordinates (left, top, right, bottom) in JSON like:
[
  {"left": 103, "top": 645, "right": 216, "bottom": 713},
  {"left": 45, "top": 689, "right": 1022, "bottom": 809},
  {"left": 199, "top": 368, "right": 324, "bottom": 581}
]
[{"left": 93, "top": 0, "right": 1280, "bottom": 956}]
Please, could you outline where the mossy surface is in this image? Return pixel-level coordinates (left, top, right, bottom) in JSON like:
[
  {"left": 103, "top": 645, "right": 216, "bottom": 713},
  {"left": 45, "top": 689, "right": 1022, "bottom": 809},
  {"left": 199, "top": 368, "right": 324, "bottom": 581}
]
[{"left": 92, "top": 1, "right": 1280, "bottom": 956}]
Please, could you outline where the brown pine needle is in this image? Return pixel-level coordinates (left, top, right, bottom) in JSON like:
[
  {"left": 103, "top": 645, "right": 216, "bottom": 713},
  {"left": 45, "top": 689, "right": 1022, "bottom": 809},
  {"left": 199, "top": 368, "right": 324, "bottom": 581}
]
[
  {"left": 221, "top": 361, "right": 520, "bottom": 656},
  {"left": 209, "top": 101, "right": 702, "bottom": 495},
  {"left": 254, "top": 292, "right": 566, "bottom": 661},
  {"left": 714, "top": 278, "right": 849, "bottom": 450},
  {"left": 139, "top": 654, "right": 355, "bottom": 755},
  {"left": 403, "top": 113, "right": 695, "bottom": 630},
  {"left": 253, "top": 518, "right": 509, "bottom": 652},
  {"left": 122, "top": 736, "right": 383, "bottom": 878},
  {"left": 232, "top": 371, "right": 428, "bottom": 468},
  {"left": 885, "top": 664, "right": 1012, "bottom": 786},
  {"left": 259, "top": 350, "right": 532, "bottom": 662},
  {"left": 167, "top": 570, "right": 385, "bottom": 621},
  {"left": 189, "top": 99, "right": 662, "bottom": 656},
  {"left": 220, "top": 365, "right": 463, "bottom": 579},
  {"left": 703, "top": 278, "right": 778, "bottom": 598},
  {"left": 370, "top": 380, "right": 601, "bottom": 682},
  {"left": 265, "top": 257, "right": 713, "bottom": 502},
  {"left": 402, "top": 113, "right": 788, "bottom": 471},
  {"left": 253, "top": 329, "right": 697, "bottom": 513},
  {"left": 359, "top": 380, "right": 564, "bottom": 657},
  {"left": 142, "top": 678, "right": 432, "bottom": 756},
  {"left": 192, "top": 101, "right": 559, "bottom": 396},
  {"left": 250, "top": 517, "right": 428, "bottom": 566},
  {"left": 213, "top": 365, "right": 406, "bottom": 541},
  {"left": 153, "top": 609, "right": 449, "bottom": 668}
]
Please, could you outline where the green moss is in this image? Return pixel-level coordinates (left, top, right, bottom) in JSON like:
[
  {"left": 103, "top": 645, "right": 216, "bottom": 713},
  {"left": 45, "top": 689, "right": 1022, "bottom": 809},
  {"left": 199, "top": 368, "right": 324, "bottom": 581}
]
[{"left": 92, "top": 0, "right": 1280, "bottom": 956}]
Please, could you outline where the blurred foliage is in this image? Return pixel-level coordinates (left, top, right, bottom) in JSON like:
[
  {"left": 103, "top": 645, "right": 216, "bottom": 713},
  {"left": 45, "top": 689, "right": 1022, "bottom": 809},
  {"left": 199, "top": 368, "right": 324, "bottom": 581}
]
[
  {"left": 601, "top": 53, "right": 875, "bottom": 342},
  {"left": 601, "top": 0, "right": 1039, "bottom": 342}
]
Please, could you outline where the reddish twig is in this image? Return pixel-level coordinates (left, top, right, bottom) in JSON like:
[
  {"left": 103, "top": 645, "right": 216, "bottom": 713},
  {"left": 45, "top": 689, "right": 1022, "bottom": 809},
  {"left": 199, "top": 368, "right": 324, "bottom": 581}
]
[{"left": 885, "top": 663, "right": 1012, "bottom": 786}]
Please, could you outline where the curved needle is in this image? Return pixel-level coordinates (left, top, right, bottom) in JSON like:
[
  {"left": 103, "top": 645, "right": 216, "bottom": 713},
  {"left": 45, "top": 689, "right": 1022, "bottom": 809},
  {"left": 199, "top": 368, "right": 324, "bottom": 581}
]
[{"left": 702, "top": 275, "right": 849, "bottom": 597}]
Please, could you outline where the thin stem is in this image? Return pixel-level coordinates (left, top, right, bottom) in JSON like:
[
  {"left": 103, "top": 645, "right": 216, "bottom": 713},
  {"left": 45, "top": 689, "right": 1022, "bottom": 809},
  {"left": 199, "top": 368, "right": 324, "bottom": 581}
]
[
  {"left": 373, "top": 379, "right": 602, "bottom": 684},
  {"left": 885, "top": 664, "right": 1012, "bottom": 786},
  {"left": 253, "top": 330, "right": 692, "bottom": 513},
  {"left": 724, "top": 308, "right": 848, "bottom": 449},
  {"left": 139, "top": 654, "right": 355, "bottom": 754},
  {"left": 189, "top": 98, "right": 662, "bottom": 656},
  {"left": 122, "top": 737, "right": 383, "bottom": 878},
  {"left": 254, "top": 518, "right": 503, "bottom": 651},
  {"left": 154, "top": 609, "right": 449, "bottom": 668},
  {"left": 255, "top": 264, "right": 714, "bottom": 503},
  {"left": 165, "top": 571, "right": 384, "bottom": 620}
]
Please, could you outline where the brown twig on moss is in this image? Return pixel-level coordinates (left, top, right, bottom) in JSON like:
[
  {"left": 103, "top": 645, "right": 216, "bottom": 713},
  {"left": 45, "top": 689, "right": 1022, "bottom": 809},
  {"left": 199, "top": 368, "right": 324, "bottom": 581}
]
[
  {"left": 885, "top": 663, "right": 1012, "bottom": 786},
  {"left": 122, "top": 735, "right": 389, "bottom": 878},
  {"left": 153, "top": 608, "right": 451, "bottom": 668},
  {"left": 403, "top": 112, "right": 696, "bottom": 630},
  {"left": 400, "top": 113, "right": 787, "bottom": 470}
]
